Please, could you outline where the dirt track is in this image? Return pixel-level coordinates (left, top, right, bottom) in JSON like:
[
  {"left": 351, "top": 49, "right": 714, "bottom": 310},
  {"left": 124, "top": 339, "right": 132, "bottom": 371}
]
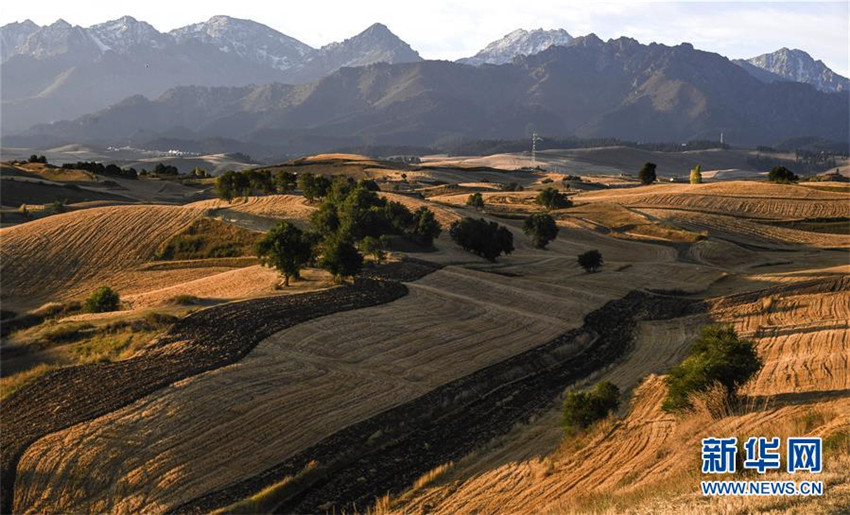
[
  {"left": 170, "top": 289, "right": 705, "bottom": 513},
  {"left": 0, "top": 260, "right": 440, "bottom": 514}
]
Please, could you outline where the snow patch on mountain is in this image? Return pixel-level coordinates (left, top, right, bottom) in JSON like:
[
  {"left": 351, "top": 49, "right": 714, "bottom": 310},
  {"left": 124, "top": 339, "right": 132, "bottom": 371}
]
[
  {"left": 744, "top": 48, "right": 848, "bottom": 93},
  {"left": 458, "top": 28, "right": 573, "bottom": 66}
]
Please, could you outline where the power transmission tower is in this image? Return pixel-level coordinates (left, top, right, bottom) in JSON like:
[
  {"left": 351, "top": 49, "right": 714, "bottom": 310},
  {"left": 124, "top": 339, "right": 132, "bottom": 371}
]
[{"left": 531, "top": 132, "right": 543, "bottom": 166}]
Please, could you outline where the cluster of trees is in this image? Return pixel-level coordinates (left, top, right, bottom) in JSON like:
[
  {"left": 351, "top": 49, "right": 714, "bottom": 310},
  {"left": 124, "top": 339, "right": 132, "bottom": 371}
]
[
  {"left": 255, "top": 176, "right": 441, "bottom": 284},
  {"left": 62, "top": 161, "right": 139, "bottom": 180},
  {"left": 662, "top": 325, "right": 761, "bottom": 412},
  {"left": 536, "top": 187, "right": 572, "bottom": 210},
  {"left": 767, "top": 166, "right": 799, "bottom": 184},
  {"left": 562, "top": 381, "right": 620, "bottom": 433},
  {"left": 639, "top": 162, "right": 657, "bottom": 185},
  {"left": 449, "top": 218, "right": 514, "bottom": 261},
  {"left": 215, "top": 169, "right": 299, "bottom": 201},
  {"left": 28, "top": 154, "right": 48, "bottom": 164}
]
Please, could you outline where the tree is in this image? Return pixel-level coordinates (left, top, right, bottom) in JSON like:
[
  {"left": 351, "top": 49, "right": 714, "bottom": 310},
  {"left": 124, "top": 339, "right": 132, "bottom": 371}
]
[
  {"left": 562, "top": 381, "right": 620, "bottom": 433},
  {"left": 408, "top": 207, "right": 442, "bottom": 247},
  {"left": 255, "top": 221, "right": 314, "bottom": 286},
  {"left": 298, "top": 173, "right": 331, "bottom": 202},
  {"left": 359, "top": 235, "right": 387, "bottom": 264},
  {"left": 449, "top": 217, "right": 514, "bottom": 262},
  {"left": 523, "top": 213, "right": 559, "bottom": 249},
  {"left": 246, "top": 170, "right": 275, "bottom": 194},
  {"left": 215, "top": 171, "right": 243, "bottom": 202},
  {"left": 84, "top": 286, "right": 120, "bottom": 313},
  {"left": 639, "top": 162, "right": 657, "bottom": 185},
  {"left": 768, "top": 166, "right": 799, "bottom": 184},
  {"left": 577, "top": 249, "right": 603, "bottom": 273},
  {"left": 359, "top": 178, "right": 381, "bottom": 192},
  {"left": 501, "top": 182, "right": 523, "bottom": 191},
  {"left": 662, "top": 325, "right": 761, "bottom": 412},
  {"left": 319, "top": 238, "right": 363, "bottom": 281},
  {"left": 689, "top": 164, "right": 702, "bottom": 184},
  {"left": 466, "top": 192, "right": 485, "bottom": 210},
  {"left": 535, "top": 187, "right": 571, "bottom": 210},
  {"left": 274, "top": 170, "right": 298, "bottom": 193}
]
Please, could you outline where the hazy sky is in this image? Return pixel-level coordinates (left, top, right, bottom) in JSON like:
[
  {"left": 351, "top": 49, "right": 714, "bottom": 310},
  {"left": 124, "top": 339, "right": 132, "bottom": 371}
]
[{"left": 2, "top": 1, "right": 848, "bottom": 76}]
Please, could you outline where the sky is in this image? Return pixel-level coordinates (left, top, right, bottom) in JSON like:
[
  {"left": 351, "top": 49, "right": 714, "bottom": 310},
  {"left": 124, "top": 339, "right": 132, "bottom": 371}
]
[{"left": 2, "top": 1, "right": 848, "bottom": 76}]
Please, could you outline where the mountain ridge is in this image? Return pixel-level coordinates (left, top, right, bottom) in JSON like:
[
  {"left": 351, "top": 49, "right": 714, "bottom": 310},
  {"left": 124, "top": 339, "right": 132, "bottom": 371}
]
[{"left": 13, "top": 37, "right": 847, "bottom": 154}]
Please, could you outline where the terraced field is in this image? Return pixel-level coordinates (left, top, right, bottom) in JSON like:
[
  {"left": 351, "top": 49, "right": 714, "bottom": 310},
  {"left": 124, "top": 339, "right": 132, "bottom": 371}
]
[
  {"left": 0, "top": 205, "right": 205, "bottom": 310},
  {"left": 3, "top": 169, "right": 849, "bottom": 514}
]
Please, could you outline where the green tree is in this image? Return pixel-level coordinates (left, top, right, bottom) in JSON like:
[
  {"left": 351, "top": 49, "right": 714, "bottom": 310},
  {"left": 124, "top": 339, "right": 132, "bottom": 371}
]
[
  {"left": 523, "top": 213, "right": 559, "bottom": 249},
  {"left": 767, "top": 166, "right": 799, "bottom": 184},
  {"left": 298, "top": 173, "right": 331, "bottom": 202},
  {"left": 215, "top": 171, "right": 239, "bottom": 202},
  {"left": 246, "top": 170, "right": 274, "bottom": 194},
  {"left": 689, "top": 164, "right": 702, "bottom": 184},
  {"left": 274, "top": 170, "right": 298, "bottom": 193},
  {"left": 449, "top": 217, "right": 514, "bottom": 262},
  {"left": 358, "top": 178, "right": 381, "bottom": 192},
  {"left": 562, "top": 381, "right": 620, "bottom": 433},
  {"left": 639, "top": 162, "right": 657, "bottom": 185},
  {"left": 408, "top": 207, "right": 442, "bottom": 247},
  {"left": 535, "top": 187, "right": 571, "bottom": 210},
  {"left": 84, "top": 286, "right": 120, "bottom": 313},
  {"left": 319, "top": 238, "right": 363, "bottom": 281},
  {"left": 662, "top": 325, "right": 762, "bottom": 412},
  {"left": 466, "top": 192, "right": 485, "bottom": 210},
  {"left": 577, "top": 249, "right": 603, "bottom": 273},
  {"left": 255, "top": 221, "right": 314, "bottom": 286},
  {"left": 359, "top": 235, "right": 388, "bottom": 264}
]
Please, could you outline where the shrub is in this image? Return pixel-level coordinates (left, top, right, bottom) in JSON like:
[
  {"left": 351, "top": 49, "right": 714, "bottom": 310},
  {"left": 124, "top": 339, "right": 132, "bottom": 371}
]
[
  {"left": 449, "top": 217, "right": 514, "bottom": 262},
  {"left": 255, "top": 221, "right": 314, "bottom": 286},
  {"left": 662, "top": 325, "right": 761, "bottom": 412},
  {"left": 562, "top": 381, "right": 620, "bottom": 433},
  {"left": 689, "top": 164, "right": 702, "bottom": 184},
  {"left": 523, "top": 213, "right": 559, "bottom": 249},
  {"left": 84, "top": 286, "right": 120, "bottom": 313},
  {"left": 535, "top": 187, "right": 571, "bottom": 210},
  {"left": 466, "top": 192, "right": 485, "bottom": 210},
  {"left": 50, "top": 200, "right": 67, "bottom": 214},
  {"left": 768, "top": 166, "right": 799, "bottom": 183},
  {"left": 501, "top": 182, "right": 523, "bottom": 191},
  {"left": 42, "top": 323, "right": 94, "bottom": 343},
  {"left": 577, "top": 249, "right": 603, "bottom": 273},
  {"left": 639, "top": 162, "right": 657, "bottom": 185}
]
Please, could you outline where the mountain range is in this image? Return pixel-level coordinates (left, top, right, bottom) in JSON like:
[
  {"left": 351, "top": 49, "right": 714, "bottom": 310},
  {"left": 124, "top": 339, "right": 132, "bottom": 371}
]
[
  {"left": 2, "top": 16, "right": 848, "bottom": 153},
  {"left": 0, "top": 16, "right": 420, "bottom": 134}
]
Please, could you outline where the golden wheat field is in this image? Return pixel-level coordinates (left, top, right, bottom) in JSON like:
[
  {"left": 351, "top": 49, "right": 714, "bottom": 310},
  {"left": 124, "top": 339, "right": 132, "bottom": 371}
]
[{"left": 2, "top": 160, "right": 849, "bottom": 515}]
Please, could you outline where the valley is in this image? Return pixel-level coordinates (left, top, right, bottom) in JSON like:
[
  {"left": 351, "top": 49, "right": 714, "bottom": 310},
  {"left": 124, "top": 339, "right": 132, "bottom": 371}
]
[{"left": 1, "top": 151, "right": 847, "bottom": 513}]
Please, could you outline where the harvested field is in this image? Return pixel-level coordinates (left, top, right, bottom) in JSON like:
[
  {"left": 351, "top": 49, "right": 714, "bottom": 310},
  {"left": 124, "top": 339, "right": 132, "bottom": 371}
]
[
  {"left": 3, "top": 261, "right": 438, "bottom": 514},
  {"left": 0, "top": 205, "right": 205, "bottom": 310},
  {"left": 579, "top": 181, "right": 850, "bottom": 220},
  {"left": 387, "top": 276, "right": 850, "bottom": 515}
]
